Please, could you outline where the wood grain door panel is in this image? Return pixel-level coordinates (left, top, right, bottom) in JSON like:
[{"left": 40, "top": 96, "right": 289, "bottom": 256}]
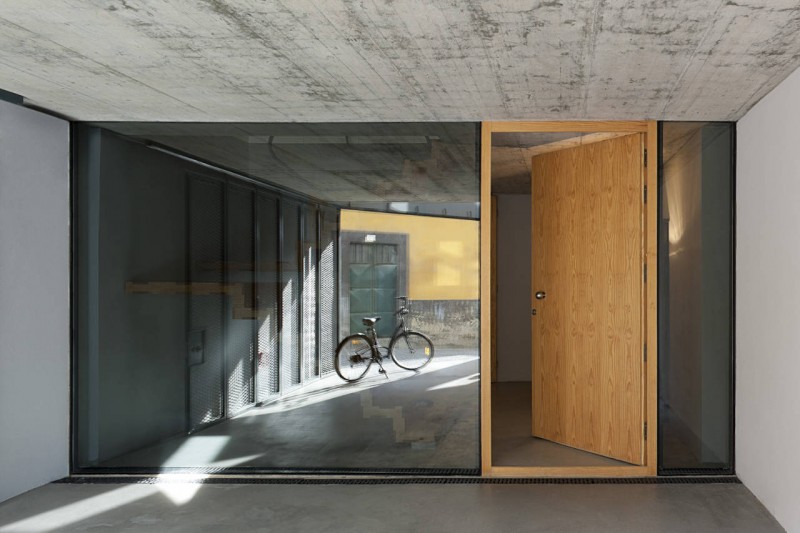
[{"left": 531, "top": 133, "right": 645, "bottom": 465}]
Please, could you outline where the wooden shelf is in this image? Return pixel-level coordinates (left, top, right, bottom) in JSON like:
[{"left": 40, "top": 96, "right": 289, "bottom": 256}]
[{"left": 125, "top": 281, "right": 267, "bottom": 320}]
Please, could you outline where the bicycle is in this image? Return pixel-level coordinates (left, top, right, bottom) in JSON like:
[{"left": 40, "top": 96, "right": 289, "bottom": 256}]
[{"left": 334, "top": 296, "right": 435, "bottom": 382}]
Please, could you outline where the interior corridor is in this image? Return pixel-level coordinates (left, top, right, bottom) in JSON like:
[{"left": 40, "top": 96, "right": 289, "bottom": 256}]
[
  {"left": 99, "top": 350, "right": 479, "bottom": 472},
  {"left": 492, "top": 382, "right": 629, "bottom": 468}
]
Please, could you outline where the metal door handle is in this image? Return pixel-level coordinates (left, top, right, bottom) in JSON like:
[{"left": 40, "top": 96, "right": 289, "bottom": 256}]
[{"left": 535, "top": 291, "right": 546, "bottom": 300}]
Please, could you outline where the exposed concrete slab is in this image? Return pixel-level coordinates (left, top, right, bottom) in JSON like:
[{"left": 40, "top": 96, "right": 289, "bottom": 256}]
[{"left": 0, "top": 1, "right": 799, "bottom": 121}]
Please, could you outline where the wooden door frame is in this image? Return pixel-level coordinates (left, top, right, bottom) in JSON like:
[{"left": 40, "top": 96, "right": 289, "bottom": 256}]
[{"left": 480, "top": 121, "right": 658, "bottom": 477}]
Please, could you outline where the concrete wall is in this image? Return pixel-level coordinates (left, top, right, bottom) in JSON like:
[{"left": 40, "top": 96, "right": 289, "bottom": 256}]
[
  {"left": 0, "top": 101, "right": 70, "bottom": 502},
  {"left": 737, "top": 65, "right": 800, "bottom": 533},
  {"left": 495, "top": 194, "right": 531, "bottom": 382}
]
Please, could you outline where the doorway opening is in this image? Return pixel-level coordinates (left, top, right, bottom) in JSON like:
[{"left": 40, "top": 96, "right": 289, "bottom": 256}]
[{"left": 481, "top": 122, "right": 658, "bottom": 477}]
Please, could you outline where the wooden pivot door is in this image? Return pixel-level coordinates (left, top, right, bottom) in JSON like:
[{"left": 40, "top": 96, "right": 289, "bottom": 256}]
[{"left": 531, "top": 133, "right": 645, "bottom": 465}]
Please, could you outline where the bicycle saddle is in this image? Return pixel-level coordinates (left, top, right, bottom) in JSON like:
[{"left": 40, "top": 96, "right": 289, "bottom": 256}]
[{"left": 361, "top": 316, "right": 381, "bottom": 326}]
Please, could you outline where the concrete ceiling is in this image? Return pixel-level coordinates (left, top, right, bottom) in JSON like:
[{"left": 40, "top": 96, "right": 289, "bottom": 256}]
[
  {"left": 99, "top": 122, "right": 480, "bottom": 213},
  {"left": 1, "top": 1, "right": 800, "bottom": 122}
]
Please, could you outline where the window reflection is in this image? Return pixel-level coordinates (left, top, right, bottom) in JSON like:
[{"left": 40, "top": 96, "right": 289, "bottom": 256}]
[
  {"left": 73, "top": 122, "right": 480, "bottom": 473},
  {"left": 659, "top": 122, "right": 734, "bottom": 472}
]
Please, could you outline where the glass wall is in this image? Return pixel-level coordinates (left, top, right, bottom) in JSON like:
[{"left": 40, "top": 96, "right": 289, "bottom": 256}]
[
  {"left": 658, "top": 122, "right": 735, "bottom": 473},
  {"left": 72, "top": 123, "right": 480, "bottom": 473}
]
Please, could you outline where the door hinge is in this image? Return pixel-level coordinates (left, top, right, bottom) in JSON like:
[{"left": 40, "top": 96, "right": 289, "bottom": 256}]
[
  {"left": 644, "top": 422, "right": 648, "bottom": 440},
  {"left": 644, "top": 148, "right": 648, "bottom": 167},
  {"left": 643, "top": 184, "right": 648, "bottom": 204},
  {"left": 644, "top": 343, "right": 647, "bottom": 362},
  {"left": 643, "top": 264, "right": 647, "bottom": 283}
]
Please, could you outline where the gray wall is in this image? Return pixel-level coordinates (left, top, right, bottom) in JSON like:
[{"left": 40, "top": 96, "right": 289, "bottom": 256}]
[
  {"left": 0, "top": 101, "right": 69, "bottom": 502},
  {"left": 76, "top": 129, "right": 190, "bottom": 465},
  {"left": 495, "top": 194, "right": 532, "bottom": 382},
  {"left": 737, "top": 65, "right": 800, "bottom": 533}
]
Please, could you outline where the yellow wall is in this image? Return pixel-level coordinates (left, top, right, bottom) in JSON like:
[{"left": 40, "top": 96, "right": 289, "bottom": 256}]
[{"left": 340, "top": 210, "right": 479, "bottom": 300}]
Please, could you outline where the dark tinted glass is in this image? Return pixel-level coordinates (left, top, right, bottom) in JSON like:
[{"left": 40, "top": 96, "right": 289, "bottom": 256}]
[{"left": 658, "top": 122, "right": 734, "bottom": 472}]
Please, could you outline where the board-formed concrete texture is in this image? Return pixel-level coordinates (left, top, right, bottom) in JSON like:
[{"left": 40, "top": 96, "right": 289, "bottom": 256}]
[{"left": 1, "top": 0, "right": 799, "bottom": 122}]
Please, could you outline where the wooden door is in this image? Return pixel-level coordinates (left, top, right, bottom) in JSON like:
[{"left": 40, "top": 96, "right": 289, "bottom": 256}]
[{"left": 531, "top": 133, "right": 645, "bottom": 465}]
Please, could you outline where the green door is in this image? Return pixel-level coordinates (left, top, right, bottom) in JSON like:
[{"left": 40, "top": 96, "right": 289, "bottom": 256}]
[{"left": 349, "top": 243, "right": 397, "bottom": 338}]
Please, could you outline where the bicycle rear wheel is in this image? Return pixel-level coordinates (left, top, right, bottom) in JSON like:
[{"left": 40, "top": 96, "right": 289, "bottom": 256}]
[
  {"left": 335, "top": 334, "right": 373, "bottom": 382},
  {"left": 389, "top": 331, "right": 434, "bottom": 371}
]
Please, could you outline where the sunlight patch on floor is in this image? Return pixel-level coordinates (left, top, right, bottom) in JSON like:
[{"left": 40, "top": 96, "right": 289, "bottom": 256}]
[{"left": 242, "top": 353, "right": 479, "bottom": 416}]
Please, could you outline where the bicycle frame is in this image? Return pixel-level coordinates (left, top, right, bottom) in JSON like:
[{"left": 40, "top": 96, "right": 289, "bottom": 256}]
[
  {"left": 335, "top": 296, "right": 434, "bottom": 382},
  {"left": 364, "top": 312, "right": 408, "bottom": 358}
]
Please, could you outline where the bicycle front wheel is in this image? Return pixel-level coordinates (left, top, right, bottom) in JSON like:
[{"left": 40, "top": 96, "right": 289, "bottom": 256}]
[
  {"left": 389, "top": 331, "right": 434, "bottom": 371},
  {"left": 335, "top": 334, "right": 373, "bottom": 382}
]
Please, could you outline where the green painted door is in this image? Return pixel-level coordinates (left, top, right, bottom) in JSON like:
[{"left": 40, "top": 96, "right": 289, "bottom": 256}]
[{"left": 349, "top": 243, "right": 397, "bottom": 337}]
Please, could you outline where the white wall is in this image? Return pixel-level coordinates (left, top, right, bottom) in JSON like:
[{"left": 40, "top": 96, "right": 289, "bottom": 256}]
[
  {"left": 737, "top": 66, "right": 800, "bottom": 533},
  {"left": 495, "top": 194, "right": 531, "bottom": 382},
  {"left": 0, "top": 101, "right": 70, "bottom": 502}
]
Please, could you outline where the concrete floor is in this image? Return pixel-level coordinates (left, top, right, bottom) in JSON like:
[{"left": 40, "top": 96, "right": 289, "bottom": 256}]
[
  {"left": 492, "top": 382, "right": 628, "bottom": 467},
  {"left": 0, "top": 480, "right": 783, "bottom": 532},
  {"left": 102, "top": 352, "right": 480, "bottom": 471}
]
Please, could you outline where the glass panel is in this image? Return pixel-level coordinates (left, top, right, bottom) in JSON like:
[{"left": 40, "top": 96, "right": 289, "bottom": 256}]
[
  {"left": 659, "top": 122, "right": 734, "bottom": 472},
  {"left": 73, "top": 122, "right": 479, "bottom": 473}
]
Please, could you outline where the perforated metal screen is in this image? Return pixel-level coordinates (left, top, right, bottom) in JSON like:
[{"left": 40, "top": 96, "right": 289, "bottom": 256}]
[
  {"left": 225, "top": 185, "right": 255, "bottom": 415},
  {"left": 188, "top": 177, "right": 225, "bottom": 430},
  {"left": 302, "top": 207, "right": 318, "bottom": 380},
  {"left": 318, "top": 208, "right": 337, "bottom": 375},
  {"left": 256, "top": 195, "right": 280, "bottom": 402},
  {"left": 187, "top": 180, "right": 338, "bottom": 426},
  {"left": 282, "top": 202, "right": 301, "bottom": 389}
]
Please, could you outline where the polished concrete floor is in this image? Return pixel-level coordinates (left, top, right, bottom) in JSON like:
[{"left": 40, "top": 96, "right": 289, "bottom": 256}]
[
  {"left": 102, "top": 351, "right": 480, "bottom": 471},
  {"left": 0, "top": 480, "right": 783, "bottom": 532},
  {"left": 492, "top": 382, "right": 628, "bottom": 467}
]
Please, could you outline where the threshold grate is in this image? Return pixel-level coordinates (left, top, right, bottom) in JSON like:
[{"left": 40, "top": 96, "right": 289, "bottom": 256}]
[
  {"left": 659, "top": 468, "right": 734, "bottom": 476},
  {"left": 57, "top": 476, "right": 741, "bottom": 486}
]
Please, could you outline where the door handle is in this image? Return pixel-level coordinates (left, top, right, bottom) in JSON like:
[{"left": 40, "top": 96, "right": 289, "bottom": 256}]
[{"left": 535, "top": 291, "right": 546, "bottom": 300}]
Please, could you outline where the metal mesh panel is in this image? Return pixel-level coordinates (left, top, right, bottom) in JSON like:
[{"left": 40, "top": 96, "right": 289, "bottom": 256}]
[
  {"left": 256, "top": 194, "right": 279, "bottom": 401},
  {"left": 282, "top": 202, "right": 301, "bottom": 388},
  {"left": 302, "top": 207, "right": 318, "bottom": 380},
  {"left": 188, "top": 177, "right": 225, "bottom": 430},
  {"left": 225, "top": 185, "right": 255, "bottom": 415},
  {"left": 318, "top": 208, "right": 337, "bottom": 375}
]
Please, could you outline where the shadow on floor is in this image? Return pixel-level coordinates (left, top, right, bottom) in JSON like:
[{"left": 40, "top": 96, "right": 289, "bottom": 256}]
[{"left": 101, "top": 354, "right": 481, "bottom": 471}]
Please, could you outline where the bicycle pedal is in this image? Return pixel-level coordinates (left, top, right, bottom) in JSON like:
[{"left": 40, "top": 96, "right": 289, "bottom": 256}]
[{"left": 378, "top": 369, "right": 386, "bottom": 374}]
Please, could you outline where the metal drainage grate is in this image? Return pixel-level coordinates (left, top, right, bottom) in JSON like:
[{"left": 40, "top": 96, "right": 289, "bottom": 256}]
[{"left": 57, "top": 476, "right": 741, "bottom": 486}]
